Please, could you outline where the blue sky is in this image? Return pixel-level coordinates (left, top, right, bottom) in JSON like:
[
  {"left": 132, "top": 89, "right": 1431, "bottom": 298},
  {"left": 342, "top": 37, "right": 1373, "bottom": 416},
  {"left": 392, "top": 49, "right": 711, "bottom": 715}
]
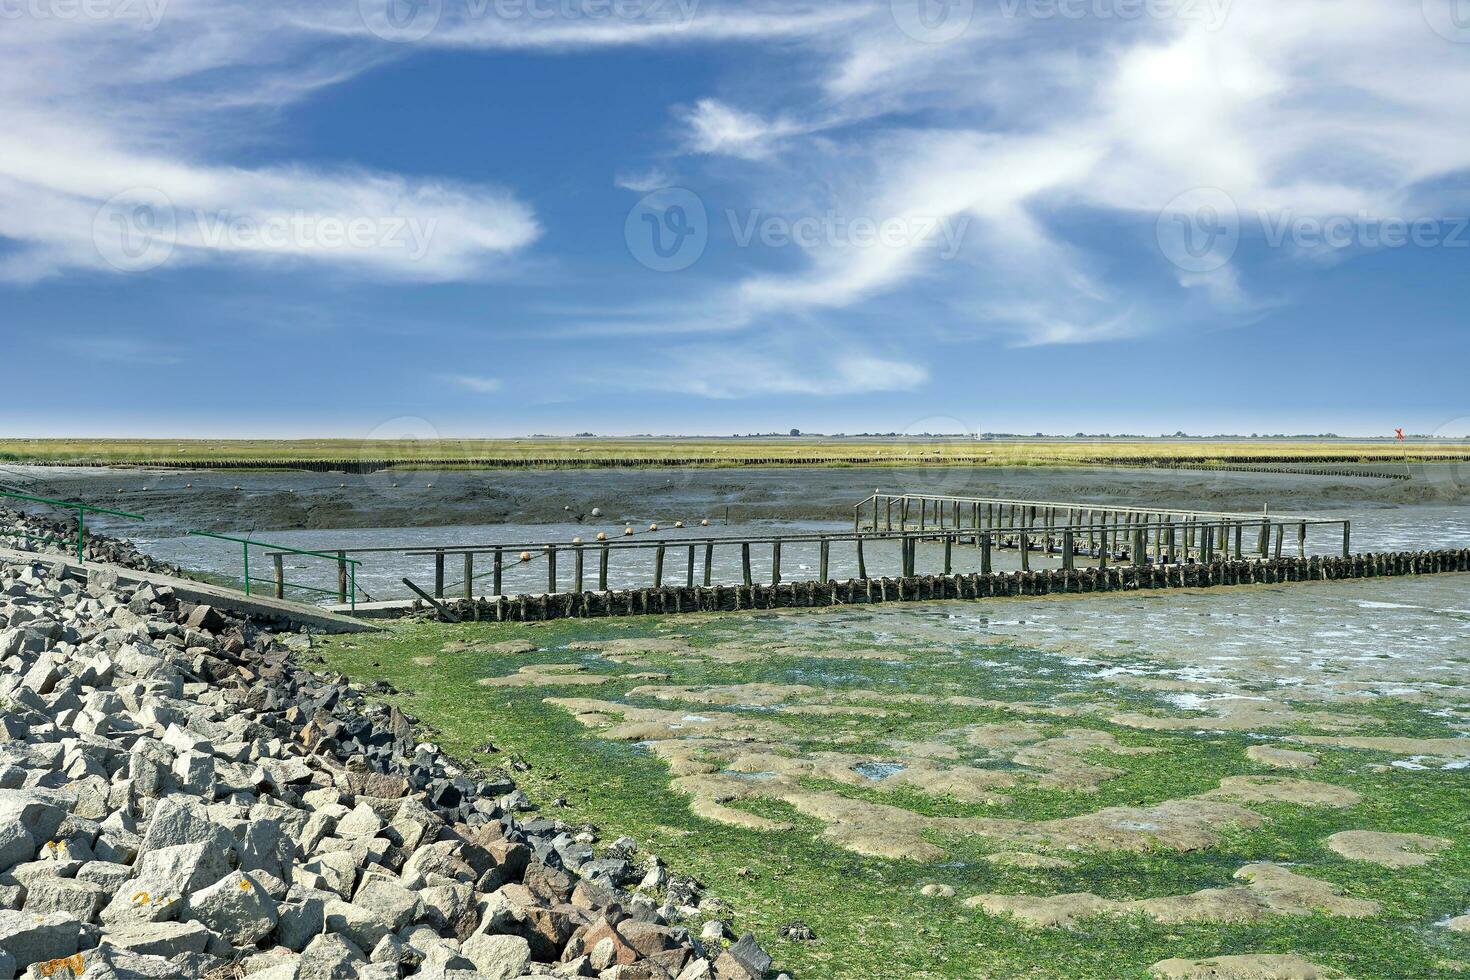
[{"left": 3, "top": 0, "right": 1470, "bottom": 438}]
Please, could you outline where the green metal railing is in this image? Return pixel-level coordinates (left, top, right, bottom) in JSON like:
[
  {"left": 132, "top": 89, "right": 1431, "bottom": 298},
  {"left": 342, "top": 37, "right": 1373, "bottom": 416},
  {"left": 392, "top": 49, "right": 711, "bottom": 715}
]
[
  {"left": 186, "top": 531, "right": 361, "bottom": 611},
  {"left": 0, "top": 490, "right": 146, "bottom": 562}
]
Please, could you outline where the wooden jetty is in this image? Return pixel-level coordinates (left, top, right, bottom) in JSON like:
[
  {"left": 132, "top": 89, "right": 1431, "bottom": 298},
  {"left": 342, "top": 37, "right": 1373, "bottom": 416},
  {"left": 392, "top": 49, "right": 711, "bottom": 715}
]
[{"left": 265, "top": 494, "right": 1353, "bottom": 607}]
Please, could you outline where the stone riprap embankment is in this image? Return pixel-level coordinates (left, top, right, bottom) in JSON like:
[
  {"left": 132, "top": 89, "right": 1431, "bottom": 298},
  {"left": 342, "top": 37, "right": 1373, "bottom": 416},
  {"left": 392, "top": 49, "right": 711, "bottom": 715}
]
[
  {"left": 0, "top": 553, "right": 776, "bottom": 980},
  {"left": 0, "top": 507, "right": 180, "bottom": 577}
]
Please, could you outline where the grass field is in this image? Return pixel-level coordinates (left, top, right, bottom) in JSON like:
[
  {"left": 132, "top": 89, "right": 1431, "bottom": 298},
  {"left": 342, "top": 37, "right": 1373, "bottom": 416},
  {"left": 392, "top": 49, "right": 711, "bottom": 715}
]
[
  {"left": 3, "top": 437, "right": 1469, "bottom": 468},
  {"left": 317, "top": 598, "right": 1470, "bottom": 980}
]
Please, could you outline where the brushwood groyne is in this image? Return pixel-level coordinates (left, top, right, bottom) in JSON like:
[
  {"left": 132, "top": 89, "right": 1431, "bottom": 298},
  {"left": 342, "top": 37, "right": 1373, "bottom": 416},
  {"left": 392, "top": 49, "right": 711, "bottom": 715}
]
[{"left": 416, "top": 550, "right": 1470, "bottom": 623}]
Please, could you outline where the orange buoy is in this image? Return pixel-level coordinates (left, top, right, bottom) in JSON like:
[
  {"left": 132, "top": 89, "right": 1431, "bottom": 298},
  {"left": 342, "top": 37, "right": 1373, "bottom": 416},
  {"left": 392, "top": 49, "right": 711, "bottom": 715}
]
[
  {"left": 596, "top": 532, "right": 608, "bottom": 541},
  {"left": 701, "top": 519, "right": 710, "bottom": 527},
  {"left": 519, "top": 551, "right": 531, "bottom": 562}
]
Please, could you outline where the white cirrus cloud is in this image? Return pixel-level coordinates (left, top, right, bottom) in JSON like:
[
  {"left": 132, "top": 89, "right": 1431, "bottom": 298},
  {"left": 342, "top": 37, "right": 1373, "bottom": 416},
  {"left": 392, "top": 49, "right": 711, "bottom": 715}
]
[{"left": 447, "top": 375, "right": 505, "bottom": 394}]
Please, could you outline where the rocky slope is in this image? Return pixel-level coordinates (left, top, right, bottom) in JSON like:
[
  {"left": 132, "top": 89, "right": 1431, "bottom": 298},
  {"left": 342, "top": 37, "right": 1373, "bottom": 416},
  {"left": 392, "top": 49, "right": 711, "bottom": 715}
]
[{"left": 0, "top": 547, "right": 778, "bottom": 980}]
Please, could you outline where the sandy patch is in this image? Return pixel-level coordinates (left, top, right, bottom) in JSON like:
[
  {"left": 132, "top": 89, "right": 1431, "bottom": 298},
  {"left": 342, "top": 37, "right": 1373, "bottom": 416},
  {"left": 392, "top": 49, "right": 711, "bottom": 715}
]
[
  {"left": 443, "top": 639, "right": 539, "bottom": 655},
  {"left": 544, "top": 693, "right": 1359, "bottom": 860},
  {"left": 1111, "top": 699, "right": 1361, "bottom": 734},
  {"left": 412, "top": 656, "right": 436, "bottom": 667},
  {"left": 479, "top": 665, "right": 618, "bottom": 688},
  {"left": 1324, "top": 830, "right": 1450, "bottom": 868},
  {"left": 1446, "top": 914, "right": 1470, "bottom": 932},
  {"left": 547, "top": 698, "right": 791, "bottom": 743},
  {"left": 1150, "top": 954, "right": 1339, "bottom": 979},
  {"left": 1203, "top": 776, "right": 1360, "bottom": 808},
  {"left": 1290, "top": 736, "right": 1470, "bottom": 757},
  {"left": 1247, "top": 746, "right": 1319, "bottom": 770},
  {"left": 984, "top": 851, "right": 1074, "bottom": 869},
  {"left": 966, "top": 863, "right": 1378, "bottom": 928},
  {"left": 766, "top": 644, "right": 912, "bottom": 662},
  {"left": 627, "top": 683, "right": 821, "bottom": 707}
]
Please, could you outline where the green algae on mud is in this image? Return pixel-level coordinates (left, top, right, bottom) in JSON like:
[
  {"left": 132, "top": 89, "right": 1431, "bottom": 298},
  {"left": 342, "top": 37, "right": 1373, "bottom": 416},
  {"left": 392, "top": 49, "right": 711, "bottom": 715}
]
[{"left": 317, "top": 605, "right": 1470, "bottom": 980}]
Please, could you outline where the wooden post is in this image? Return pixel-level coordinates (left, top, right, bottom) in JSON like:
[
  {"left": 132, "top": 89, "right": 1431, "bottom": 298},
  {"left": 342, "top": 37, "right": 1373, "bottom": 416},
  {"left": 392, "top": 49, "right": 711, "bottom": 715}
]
[
  {"left": 654, "top": 545, "right": 665, "bottom": 588},
  {"left": 1274, "top": 524, "right": 1284, "bottom": 559},
  {"left": 742, "top": 543, "right": 752, "bottom": 586},
  {"left": 886, "top": 498, "right": 893, "bottom": 531},
  {"left": 1297, "top": 521, "right": 1307, "bottom": 558},
  {"left": 573, "top": 548, "right": 583, "bottom": 594},
  {"left": 919, "top": 498, "right": 926, "bottom": 532},
  {"left": 465, "top": 553, "right": 475, "bottom": 600},
  {"left": 494, "top": 548, "right": 504, "bottom": 595},
  {"left": 687, "top": 545, "right": 696, "bottom": 588},
  {"left": 1202, "top": 526, "right": 1213, "bottom": 563},
  {"left": 434, "top": 550, "right": 445, "bottom": 599},
  {"left": 856, "top": 536, "right": 868, "bottom": 579},
  {"left": 771, "top": 541, "right": 782, "bottom": 585},
  {"left": 1233, "top": 523, "right": 1243, "bottom": 559},
  {"left": 980, "top": 532, "right": 992, "bottom": 573},
  {"left": 703, "top": 542, "right": 714, "bottom": 585},
  {"left": 546, "top": 546, "right": 557, "bottom": 594},
  {"left": 901, "top": 498, "right": 910, "bottom": 531},
  {"left": 819, "top": 538, "right": 830, "bottom": 582},
  {"left": 598, "top": 545, "right": 609, "bottom": 590},
  {"left": 337, "top": 553, "right": 348, "bottom": 604},
  {"left": 943, "top": 535, "right": 952, "bottom": 575},
  {"left": 1062, "top": 529, "right": 1074, "bottom": 570},
  {"left": 1166, "top": 525, "right": 1177, "bottom": 565},
  {"left": 273, "top": 554, "right": 284, "bottom": 599},
  {"left": 1343, "top": 521, "right": 1351, "bottom": 557},
  {"left": 1098, "top": 527, "right": 1108, "bottom": 568},
  {"left": 1020, "top": 532, "right": 1030, "bottom": 571}
]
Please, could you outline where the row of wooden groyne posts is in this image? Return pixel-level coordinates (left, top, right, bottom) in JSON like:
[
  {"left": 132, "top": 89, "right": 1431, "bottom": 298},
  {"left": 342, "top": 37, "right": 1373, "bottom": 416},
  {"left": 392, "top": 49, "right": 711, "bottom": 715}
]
[
  {"left": 259, "top": 493, "right": 1377, "bottom": 617},
  {"left": 427, "top": 550, "right": 1470, "bottom": 623}
]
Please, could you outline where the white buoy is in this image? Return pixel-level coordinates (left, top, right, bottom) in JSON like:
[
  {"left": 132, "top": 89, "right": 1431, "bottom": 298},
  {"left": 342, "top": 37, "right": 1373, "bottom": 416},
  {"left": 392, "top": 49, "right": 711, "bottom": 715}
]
[
  {"left": 597, "top": 532, "right": 608, "bottom": 541},
  {"left": 591, "top": 507, "right": 603, "bottom": 518}
]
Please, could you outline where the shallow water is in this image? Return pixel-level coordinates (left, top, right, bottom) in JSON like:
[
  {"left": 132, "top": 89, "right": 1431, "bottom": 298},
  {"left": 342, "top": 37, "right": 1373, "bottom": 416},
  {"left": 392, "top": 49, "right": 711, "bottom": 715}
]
[{"left": 110, "top": 502, "right": 1470, "bottom": 606}]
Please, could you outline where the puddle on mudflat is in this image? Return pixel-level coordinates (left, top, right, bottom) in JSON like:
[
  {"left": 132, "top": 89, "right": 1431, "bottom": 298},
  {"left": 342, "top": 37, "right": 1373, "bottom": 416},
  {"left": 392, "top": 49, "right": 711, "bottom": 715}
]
[{"left": 852, "top": 762, "right": 907, "bottom": 781}]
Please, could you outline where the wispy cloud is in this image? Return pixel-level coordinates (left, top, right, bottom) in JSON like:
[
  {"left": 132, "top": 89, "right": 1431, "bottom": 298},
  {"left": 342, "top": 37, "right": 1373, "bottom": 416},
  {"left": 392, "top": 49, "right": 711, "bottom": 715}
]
[
  {"left": 624, "top": 344, "right": 927, "bottom": 399},
  {"left": 447, "top": 375, "right": 504, "bottom": 394},
  {"left": 0, "top": 3, "right": 539, "bottom": 283}
]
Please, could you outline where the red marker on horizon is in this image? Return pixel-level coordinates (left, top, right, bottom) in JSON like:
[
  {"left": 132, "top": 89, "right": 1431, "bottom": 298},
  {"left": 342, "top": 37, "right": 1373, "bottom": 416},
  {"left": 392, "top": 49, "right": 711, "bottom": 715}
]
[{"left": 1395, "top": 428, "right": 1406, "bottom": 441}]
